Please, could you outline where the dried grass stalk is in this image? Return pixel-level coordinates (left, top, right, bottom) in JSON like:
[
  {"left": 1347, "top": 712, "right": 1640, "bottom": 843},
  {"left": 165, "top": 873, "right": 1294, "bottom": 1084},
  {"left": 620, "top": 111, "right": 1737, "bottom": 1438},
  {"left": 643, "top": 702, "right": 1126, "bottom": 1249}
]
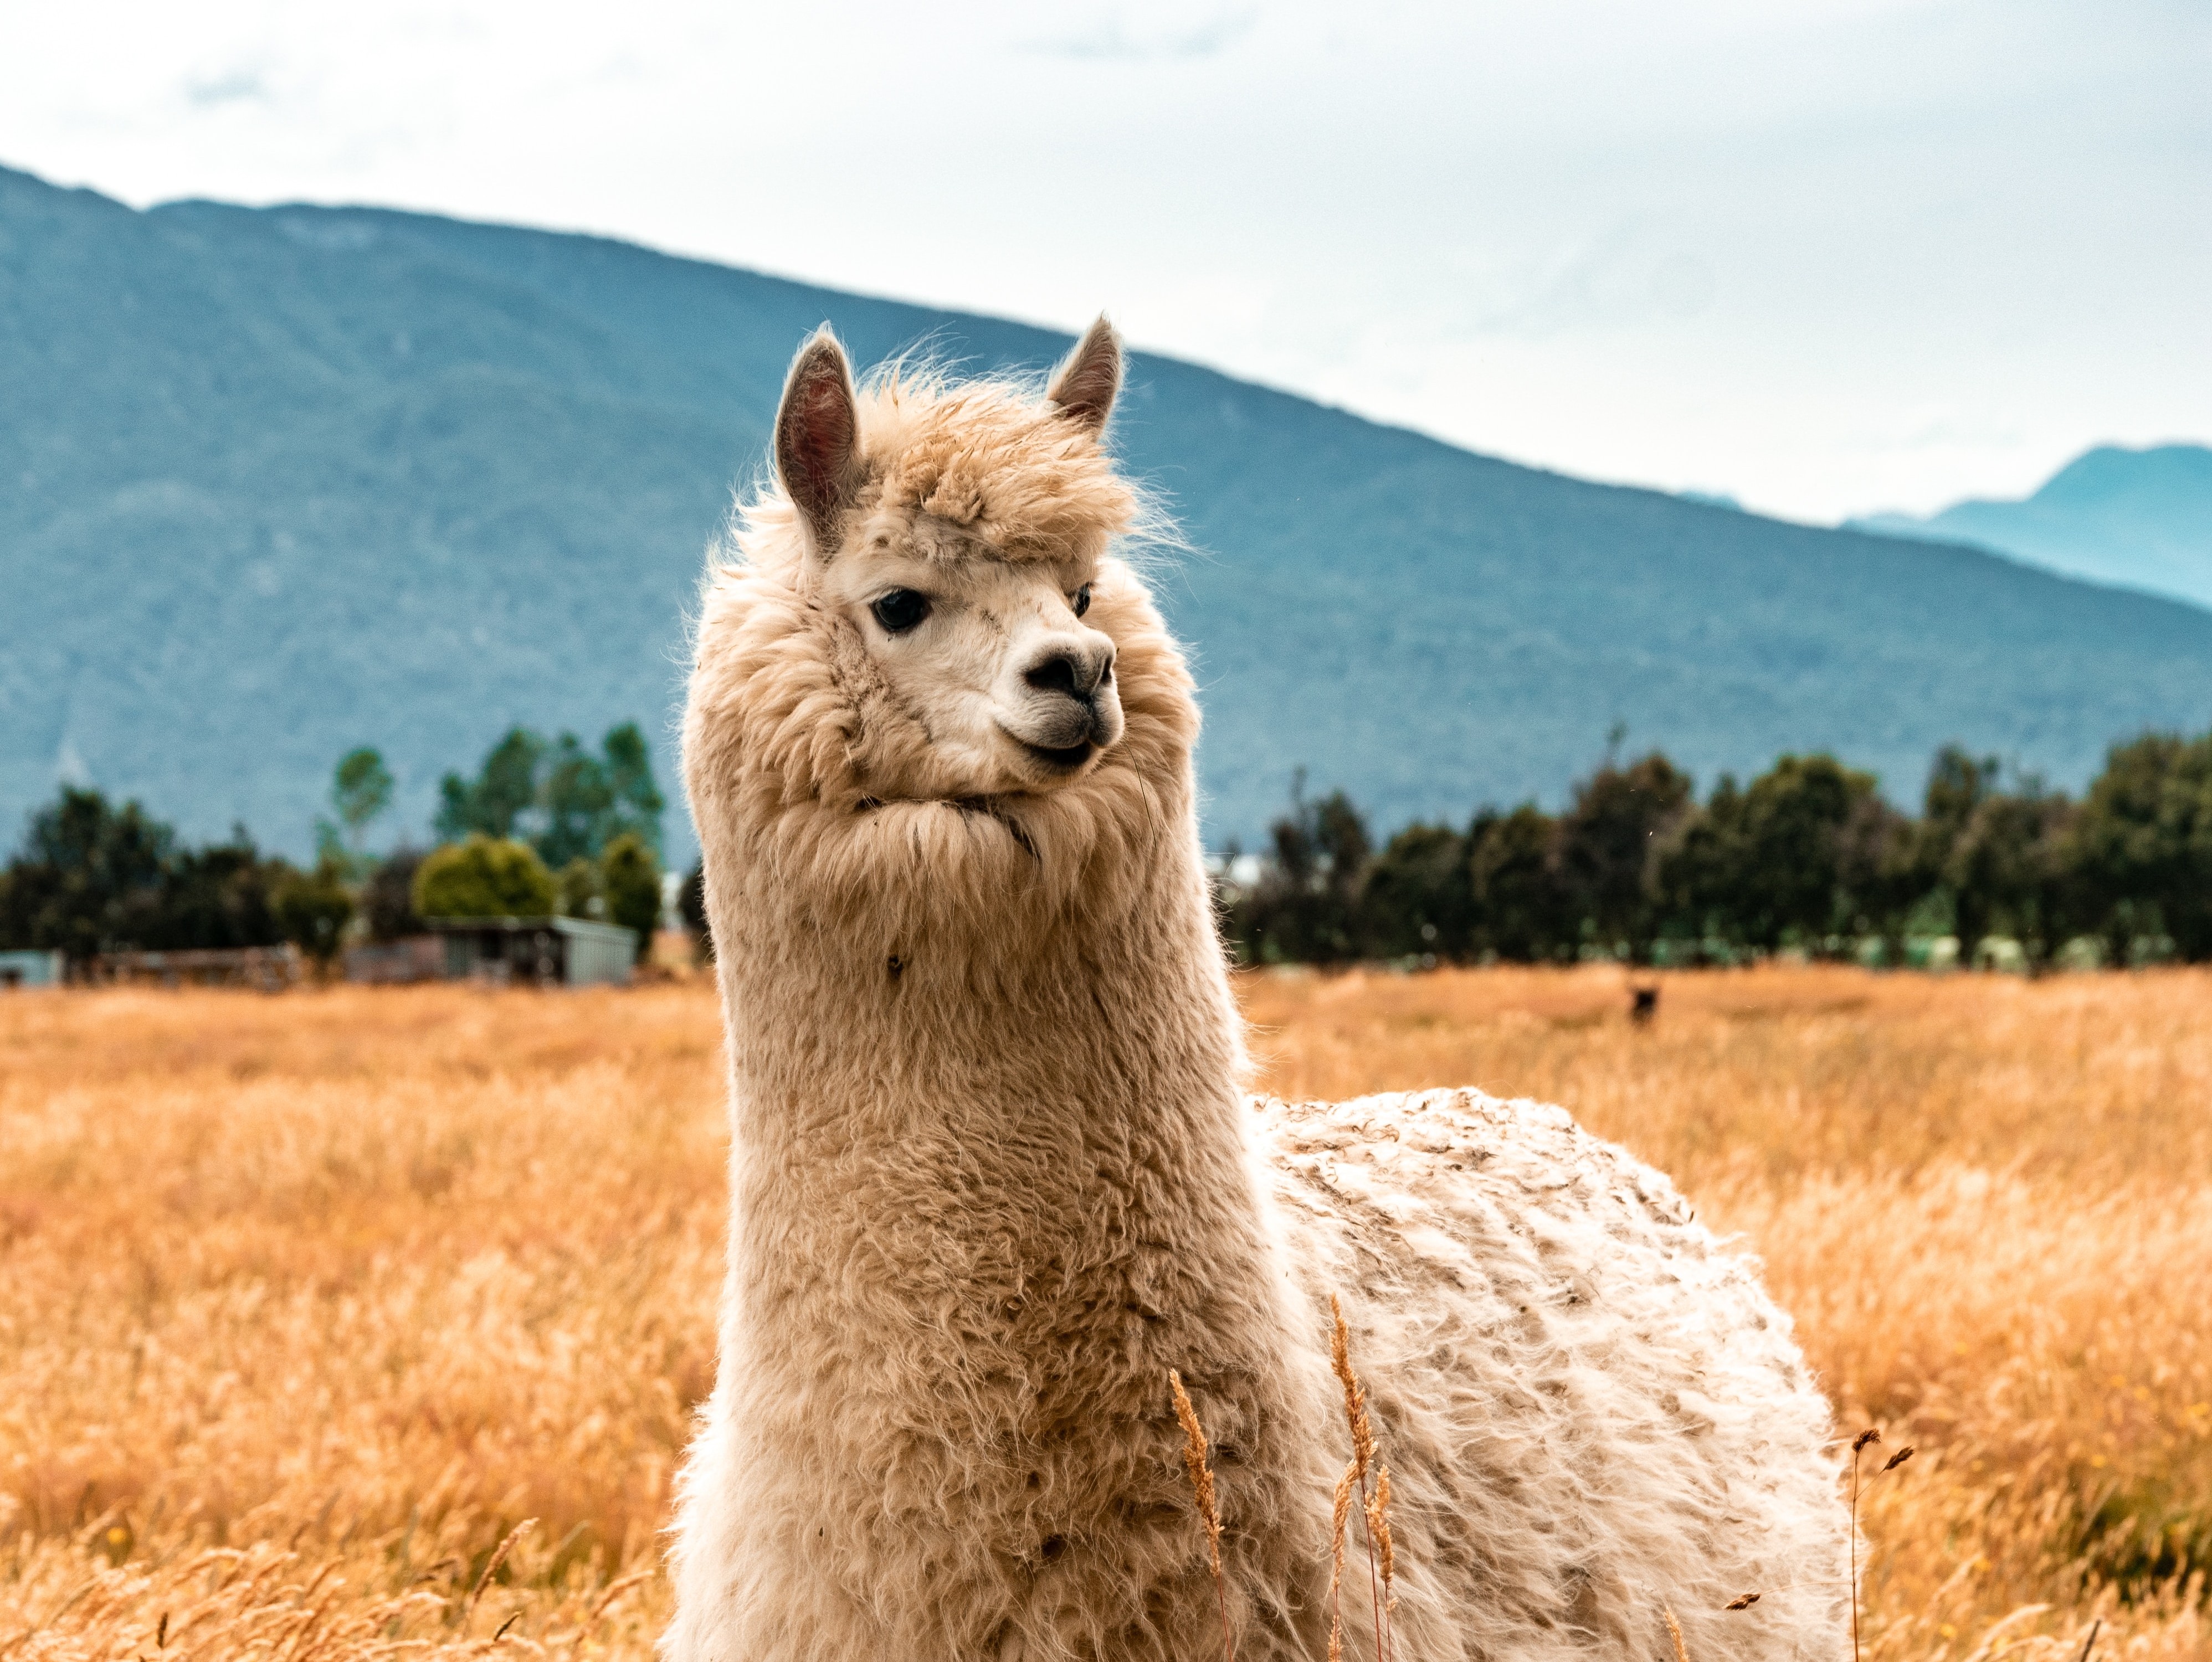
[
  {"left": 464, "top": 1517, "right": 536, "bottom": 1627},
  {"left": 1330, "top": 1296, "right": 1391, "bottom": 1662},
  {"left": 1328, "top": 1460, "right": 1356, "bottom": 1662},
  {"left": 1168, "top": 1370, "right": 1235, "bottom": 1662}
]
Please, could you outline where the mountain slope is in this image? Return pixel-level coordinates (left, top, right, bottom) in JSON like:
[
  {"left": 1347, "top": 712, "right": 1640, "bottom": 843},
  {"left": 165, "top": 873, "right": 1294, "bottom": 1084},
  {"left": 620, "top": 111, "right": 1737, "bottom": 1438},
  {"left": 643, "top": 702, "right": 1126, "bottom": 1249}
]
[
  {"left": 1849, "top": 445, "right": 2212, "bottom": 610},
  {"left": 6, "top": 162, "right": 2212, "bottom": 857}
]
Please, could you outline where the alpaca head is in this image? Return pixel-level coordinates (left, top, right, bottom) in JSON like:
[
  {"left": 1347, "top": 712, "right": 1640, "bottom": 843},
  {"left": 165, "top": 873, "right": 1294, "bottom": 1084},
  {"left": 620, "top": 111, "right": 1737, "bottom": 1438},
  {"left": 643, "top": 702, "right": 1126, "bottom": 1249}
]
[{"left": 717, "top": 317, "right": 1153, "bottom": 807}]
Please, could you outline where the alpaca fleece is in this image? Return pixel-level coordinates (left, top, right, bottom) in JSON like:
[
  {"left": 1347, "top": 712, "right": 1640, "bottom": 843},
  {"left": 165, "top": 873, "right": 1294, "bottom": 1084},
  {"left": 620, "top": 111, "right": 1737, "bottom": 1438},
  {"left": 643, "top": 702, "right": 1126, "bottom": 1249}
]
[{"left": 666, "top": 343, "right": 1850, "bottom": 1662}]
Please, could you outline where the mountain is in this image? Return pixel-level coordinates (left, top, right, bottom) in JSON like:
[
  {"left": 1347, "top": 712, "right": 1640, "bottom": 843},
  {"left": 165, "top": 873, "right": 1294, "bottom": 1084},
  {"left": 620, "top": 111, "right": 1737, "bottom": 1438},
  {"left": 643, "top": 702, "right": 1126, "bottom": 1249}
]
[
  {"left": 1849, "top": 445, "right": 2212, "bottom": 610},
  {"left": 6, "top": 162, "right": 2212, "bottom": 860}
]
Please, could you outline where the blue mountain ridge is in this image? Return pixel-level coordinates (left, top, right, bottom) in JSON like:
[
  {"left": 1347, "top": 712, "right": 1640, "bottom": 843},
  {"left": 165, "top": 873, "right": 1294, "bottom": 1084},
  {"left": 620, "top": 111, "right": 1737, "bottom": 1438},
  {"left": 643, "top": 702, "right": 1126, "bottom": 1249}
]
[
  {"left": 5, "top": 161, "right": 2211, "bottom": 860},
  {"left": 1847, "top": 444, "right": 2212, "bottom": 612}
]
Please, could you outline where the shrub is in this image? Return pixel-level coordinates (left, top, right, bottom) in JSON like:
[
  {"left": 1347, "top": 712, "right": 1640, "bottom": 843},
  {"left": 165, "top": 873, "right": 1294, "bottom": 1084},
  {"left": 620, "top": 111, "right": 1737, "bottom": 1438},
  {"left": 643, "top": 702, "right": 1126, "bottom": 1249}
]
[
  {"left": 273, "top": 859, "right": 356, "bottom": 968},
  {"left": 361, "top": 847, "right": 427, "bottom": 941},
  {"left": 678, "top": 862, "right": 712, "bottom": 962},
  {"left": 412, "top": 836, "right": 557, "bottom": 920},
  {"left": 599, "top": 833, "right": 661, "bottom": 961}
]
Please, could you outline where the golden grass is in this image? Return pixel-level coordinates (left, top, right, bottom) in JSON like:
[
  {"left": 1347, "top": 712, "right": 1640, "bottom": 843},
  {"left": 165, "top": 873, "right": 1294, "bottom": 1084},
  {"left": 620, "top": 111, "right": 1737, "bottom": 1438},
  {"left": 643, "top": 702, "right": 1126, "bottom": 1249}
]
[{"left": 2, "top": 966, "right": 2207, "bottom": 1658}]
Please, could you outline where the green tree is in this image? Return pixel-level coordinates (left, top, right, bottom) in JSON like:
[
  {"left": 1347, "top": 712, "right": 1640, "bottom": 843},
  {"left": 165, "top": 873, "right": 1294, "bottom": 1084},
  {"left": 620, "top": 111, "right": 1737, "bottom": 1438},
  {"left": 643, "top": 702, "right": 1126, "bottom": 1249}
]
[
  {"left": 678, "top": 861, "right": 712, "bottom": 962},
  {"left": 1362, "top": 822, "right": 1471, "bottom": 959},
  {"left": 1833, "top": 793, "right": 1923, "bottom": 966},
  {"left": 274, "top": 858, "right": 356, "bottom": 970},
  {"left": 1652, "top": 775, "right": 1746, "bottom": 954},
  {"left": 1916, "top": 746, "right": 2001, "bottom": 961},
  {"left": 538, "top": 733, "right": 617, "bottom": 869},
  {"left": 0, "top": 788, "right": 176, "bottom": 964},
  {"left": 1947, "top": 786, "right": 2082, "bottom": 972},
  {"left": 412, "top": 835, "right": 558, "bottom": 919},
  {"left": 1467, "top": 804, "right": 1573, "bottom": 963},
  {"left": 1226, "top": 775, "right": 1373, "bottom": 964},
  {"left": 319, "top": 747, "right": 394, "bottom": 867},
  {"left": 433, "top": 723, "right": 665, "bottom": 866},
  {"left": 2069, "top": 732, "right": 2212, "bottom": 963},
  {"left": 599, "top": 832, "right": 663, "bottom": 961},
  {"left": 602, "top": 721, "right": 668, "bottom": 855},
  {"left": 1554, "top": 752, "right": 1693, "bottom": 962},
  {"left": 361, "top": 847, "right": 428, "bottom": 942},
  {"left": 437, "top": 728, "right": 546, "bottom": 842},
  {"left": 1728, "top": 755, "right": 1882, "bottom": 952}
]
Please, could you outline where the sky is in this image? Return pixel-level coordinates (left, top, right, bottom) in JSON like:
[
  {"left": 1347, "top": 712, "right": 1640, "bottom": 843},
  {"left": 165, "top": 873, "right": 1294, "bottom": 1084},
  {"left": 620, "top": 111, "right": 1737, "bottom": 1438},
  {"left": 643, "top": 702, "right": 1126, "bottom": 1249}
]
[{"left": 4, "top": 0, "right": 2206, "bottom": 522}]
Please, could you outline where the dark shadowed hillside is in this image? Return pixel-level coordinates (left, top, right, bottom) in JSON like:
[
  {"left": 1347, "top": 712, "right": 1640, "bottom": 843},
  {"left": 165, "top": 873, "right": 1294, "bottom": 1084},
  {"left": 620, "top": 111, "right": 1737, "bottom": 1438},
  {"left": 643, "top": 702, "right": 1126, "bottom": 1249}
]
[{"left": 6, "top": 162, "right": 2211, "bottom": 855}]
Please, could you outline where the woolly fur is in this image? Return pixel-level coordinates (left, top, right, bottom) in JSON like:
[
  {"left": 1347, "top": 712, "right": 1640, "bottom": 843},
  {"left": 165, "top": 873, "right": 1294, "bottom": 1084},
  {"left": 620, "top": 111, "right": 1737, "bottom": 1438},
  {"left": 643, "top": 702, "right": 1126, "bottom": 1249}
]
[{"left": 666, "top": 336, "right": 1851, "bottom": 1662}]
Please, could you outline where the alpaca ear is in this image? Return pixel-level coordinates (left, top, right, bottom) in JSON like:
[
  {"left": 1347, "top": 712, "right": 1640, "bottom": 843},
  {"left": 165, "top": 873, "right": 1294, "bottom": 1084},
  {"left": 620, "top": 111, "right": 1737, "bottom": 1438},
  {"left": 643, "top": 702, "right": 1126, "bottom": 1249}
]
[
  {"left": 1046, "top": 315, "right": 1122, "bottom": 435},
  {"left": 776, "top": 327, "right": 863, "bottom": 557}
]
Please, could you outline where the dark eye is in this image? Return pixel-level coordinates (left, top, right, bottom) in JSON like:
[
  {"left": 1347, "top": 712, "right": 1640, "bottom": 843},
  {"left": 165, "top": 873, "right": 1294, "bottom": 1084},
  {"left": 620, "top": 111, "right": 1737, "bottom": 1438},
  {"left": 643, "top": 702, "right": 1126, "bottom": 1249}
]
[
  {"left": 1071, "top": 584, "right": 1092, "bottom": 619},
  {"left": 871, "top": 589, "right": 930, "bottom": 633}
]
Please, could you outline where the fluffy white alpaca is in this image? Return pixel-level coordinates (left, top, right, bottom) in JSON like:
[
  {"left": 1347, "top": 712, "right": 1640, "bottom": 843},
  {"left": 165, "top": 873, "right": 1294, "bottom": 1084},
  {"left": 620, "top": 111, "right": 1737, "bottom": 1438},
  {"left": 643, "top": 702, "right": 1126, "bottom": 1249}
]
[{"left": 665, "top": 320, "right": 1850, "bottom": 1662}]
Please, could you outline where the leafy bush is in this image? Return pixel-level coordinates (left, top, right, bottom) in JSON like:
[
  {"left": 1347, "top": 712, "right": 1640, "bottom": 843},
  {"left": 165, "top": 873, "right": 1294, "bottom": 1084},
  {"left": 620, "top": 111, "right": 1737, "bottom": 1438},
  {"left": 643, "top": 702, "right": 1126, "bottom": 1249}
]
[
  {"left": 361, "top": 848, "right": 427, "bottom": 942},
  {"left": 274, "top": 860, "right": 357, "bottom": 968},
  {"left": 598, "top": 833, "right": 661, "bottom": 961},
  {"left": 412, "top": 836, "right": 557, "bottom": 920},
  {"left": 678, "top": 862, "right": 712, "bottom": 962}
]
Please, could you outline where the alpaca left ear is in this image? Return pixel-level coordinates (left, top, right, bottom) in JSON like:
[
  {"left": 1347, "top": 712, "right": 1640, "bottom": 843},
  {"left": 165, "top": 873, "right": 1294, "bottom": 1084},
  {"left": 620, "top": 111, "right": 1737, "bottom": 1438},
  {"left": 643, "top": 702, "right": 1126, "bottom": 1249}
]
[
  {"left": 1047, "top": 316, "right": 1122, "bottom": 435},
  {"left": 776, "top": 327, "right": 863, "bottom": 559}
]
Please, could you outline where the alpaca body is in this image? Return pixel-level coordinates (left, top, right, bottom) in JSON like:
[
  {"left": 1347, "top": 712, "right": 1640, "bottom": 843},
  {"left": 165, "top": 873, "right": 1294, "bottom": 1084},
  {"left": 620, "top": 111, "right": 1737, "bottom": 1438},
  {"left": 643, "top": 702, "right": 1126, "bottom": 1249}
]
[{"left": 666, "top": 323, "right": 1848, "bottom": 1661}]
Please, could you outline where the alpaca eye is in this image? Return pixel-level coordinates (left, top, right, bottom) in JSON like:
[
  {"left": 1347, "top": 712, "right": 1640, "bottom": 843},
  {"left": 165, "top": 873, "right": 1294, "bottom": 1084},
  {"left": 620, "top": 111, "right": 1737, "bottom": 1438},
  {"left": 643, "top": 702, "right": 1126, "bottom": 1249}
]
[
  {"left": 871, "top": 589, "right": 930, "bottom": 633},
  {"left": 1071, "top": 584, "right": 1092, "bottom": 619}
]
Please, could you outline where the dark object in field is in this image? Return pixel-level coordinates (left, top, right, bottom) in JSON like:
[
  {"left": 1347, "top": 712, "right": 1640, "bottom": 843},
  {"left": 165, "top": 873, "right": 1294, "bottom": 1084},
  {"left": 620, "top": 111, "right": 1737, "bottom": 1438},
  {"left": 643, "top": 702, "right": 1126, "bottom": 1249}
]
[{"left": 1630, "top": 984, "right": 1660, "bottom": 1025}]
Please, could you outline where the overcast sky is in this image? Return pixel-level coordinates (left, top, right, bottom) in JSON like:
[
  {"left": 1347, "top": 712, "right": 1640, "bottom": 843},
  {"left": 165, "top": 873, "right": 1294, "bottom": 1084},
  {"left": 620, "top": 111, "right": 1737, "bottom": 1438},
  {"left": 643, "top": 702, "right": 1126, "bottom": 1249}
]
[{"left": 6, "top": 0, "right": 2206, "bottom": 521}]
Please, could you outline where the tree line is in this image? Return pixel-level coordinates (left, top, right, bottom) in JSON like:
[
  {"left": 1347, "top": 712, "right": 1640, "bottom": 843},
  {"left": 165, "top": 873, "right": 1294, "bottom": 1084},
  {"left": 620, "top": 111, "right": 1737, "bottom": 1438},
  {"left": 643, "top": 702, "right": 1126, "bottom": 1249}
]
[
  {"left": 1221, "top": 731, "right": 2212, "bottom": 970},
  {"left": 0, "top": 722, "right": 668, "bottom": 970}
]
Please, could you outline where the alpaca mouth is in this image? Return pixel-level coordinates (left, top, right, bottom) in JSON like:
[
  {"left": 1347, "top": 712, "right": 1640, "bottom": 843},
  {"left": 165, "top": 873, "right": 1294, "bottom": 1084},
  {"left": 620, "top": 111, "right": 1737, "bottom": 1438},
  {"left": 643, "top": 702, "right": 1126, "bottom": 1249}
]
[{"left": 1018, "top": 736, "right": 1096, "bottom": 772}]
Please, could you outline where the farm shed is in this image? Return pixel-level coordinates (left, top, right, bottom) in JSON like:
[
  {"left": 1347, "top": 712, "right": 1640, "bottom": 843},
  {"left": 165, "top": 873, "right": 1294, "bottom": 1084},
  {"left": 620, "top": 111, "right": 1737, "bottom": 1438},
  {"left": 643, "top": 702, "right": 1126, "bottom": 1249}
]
[
  {"left": 424, "top": 917, "right": 637, "bottom": 986},
  {"left": 0, "top": 949, "right": 65, "bottom": 989}
]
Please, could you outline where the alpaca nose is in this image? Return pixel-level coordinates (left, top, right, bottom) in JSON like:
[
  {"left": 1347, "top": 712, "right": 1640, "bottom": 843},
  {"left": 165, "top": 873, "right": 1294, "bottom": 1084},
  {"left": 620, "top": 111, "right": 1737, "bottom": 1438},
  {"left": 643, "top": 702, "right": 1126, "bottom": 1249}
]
[{"left": 1023, "top": 643, "right": 1113, "bottom": 699}]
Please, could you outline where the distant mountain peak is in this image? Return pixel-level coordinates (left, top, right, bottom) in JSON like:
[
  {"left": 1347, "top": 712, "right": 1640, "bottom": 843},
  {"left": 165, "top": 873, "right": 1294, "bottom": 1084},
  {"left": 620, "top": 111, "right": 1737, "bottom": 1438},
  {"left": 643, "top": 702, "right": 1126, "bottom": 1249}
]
[{"left": 1846, "top": 442, "right": 2212, "bottom": 611}]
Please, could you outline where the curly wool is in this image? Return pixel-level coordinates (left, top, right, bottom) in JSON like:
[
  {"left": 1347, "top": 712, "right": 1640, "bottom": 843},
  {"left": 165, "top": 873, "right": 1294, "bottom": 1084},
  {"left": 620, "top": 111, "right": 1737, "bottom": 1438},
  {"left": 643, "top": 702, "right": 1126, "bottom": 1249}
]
[{"left": 664, "top": 367, "right": 1851, "bottom": 1662}]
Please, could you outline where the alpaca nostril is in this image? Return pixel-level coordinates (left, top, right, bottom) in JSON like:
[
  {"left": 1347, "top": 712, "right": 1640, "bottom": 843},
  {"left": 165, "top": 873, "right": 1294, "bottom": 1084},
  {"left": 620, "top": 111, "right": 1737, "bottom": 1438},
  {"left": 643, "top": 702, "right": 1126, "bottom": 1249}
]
[{"left": 1024, "top": 653, "right": 1085, "bottom": 697}]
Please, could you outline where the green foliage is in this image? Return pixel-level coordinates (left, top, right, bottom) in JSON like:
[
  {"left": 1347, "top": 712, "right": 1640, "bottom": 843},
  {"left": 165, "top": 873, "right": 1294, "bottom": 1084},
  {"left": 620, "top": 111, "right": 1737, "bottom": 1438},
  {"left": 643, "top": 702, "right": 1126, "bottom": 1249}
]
[
  {"left": 1224, "top": 732, "right": 2212, "bottom": 968},
  {"left": 2068, "top": 732, "right": 2212, "bottom": 963},
  {"left": 412, "top": 835, "right": 557, "bottom": 920},
  {"left": 360, "top": 847, "right": 427, "bottom": 943},
  {"left": 1227, "top": 776, "right": 1375, "bottom": 964},
  {"left": 0, "top": 788, "right": 288, "bottom": 965},
  {"left": 273, "top": 860, "right": 356, "bottom": 968},
  {"left": 1555, "top": 752, "right": 1693, "bottom": 961},
  {"left": 556, "top": 857, "right": 603, "bottom": 920},
  {"left": 437, "top": 729, "right": 546, "bottom": 843},
  {"left": 332, "top": 747, "right": 394, "bottom": 846},
  {"left": 678, "top": 862, "right": 712, "bottom": 962},
  {"left": 598, "top": 833, "right": 662, "bottom": 961},
  {"left": 434, "top": 723, "right": 665, "bottom": 867}
]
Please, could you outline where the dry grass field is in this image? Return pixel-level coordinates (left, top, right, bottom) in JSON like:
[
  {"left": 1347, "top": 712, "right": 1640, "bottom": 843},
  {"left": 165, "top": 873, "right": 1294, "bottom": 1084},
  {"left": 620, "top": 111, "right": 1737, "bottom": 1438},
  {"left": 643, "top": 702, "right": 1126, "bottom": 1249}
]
[{"left": 2, "top": 964, "right": 2206, "bottom": 1660}]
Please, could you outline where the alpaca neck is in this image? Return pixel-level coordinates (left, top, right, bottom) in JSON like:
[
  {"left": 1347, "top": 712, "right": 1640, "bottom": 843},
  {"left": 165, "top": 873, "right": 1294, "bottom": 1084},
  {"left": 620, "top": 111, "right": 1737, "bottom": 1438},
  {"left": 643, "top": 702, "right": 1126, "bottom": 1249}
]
[{"left": 712, "top": 784, "right": 1284, "bottom": 1432}]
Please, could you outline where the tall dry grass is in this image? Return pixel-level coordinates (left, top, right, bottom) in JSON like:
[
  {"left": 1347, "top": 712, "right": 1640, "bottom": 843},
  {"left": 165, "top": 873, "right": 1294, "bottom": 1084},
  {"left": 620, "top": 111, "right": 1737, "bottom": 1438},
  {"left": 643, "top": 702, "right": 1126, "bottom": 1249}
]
[{"left": 1, "top": 966, "right": 2205, "bottom": 1658}]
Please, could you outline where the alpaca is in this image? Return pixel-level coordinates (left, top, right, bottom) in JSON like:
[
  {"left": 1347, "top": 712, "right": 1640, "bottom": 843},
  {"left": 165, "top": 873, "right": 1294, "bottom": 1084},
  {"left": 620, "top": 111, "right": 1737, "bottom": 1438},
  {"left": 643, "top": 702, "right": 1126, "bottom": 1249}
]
[{"left": 665, "top": 320, "right": 1851, "bottom": 1662}]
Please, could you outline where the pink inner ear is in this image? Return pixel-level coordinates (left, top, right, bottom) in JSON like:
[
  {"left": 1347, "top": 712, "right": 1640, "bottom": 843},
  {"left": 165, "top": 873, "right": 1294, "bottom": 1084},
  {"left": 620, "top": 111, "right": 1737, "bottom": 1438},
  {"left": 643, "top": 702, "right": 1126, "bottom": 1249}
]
[{"left": 780, "top": 357, "right": 857, "bottom": 533}]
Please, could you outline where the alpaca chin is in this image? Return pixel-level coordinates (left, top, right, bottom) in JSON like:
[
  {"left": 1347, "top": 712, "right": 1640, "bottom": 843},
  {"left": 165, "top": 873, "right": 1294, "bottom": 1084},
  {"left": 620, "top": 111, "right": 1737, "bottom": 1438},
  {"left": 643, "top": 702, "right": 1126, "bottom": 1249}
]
[{"left": 665, "top": 331, "right": 1852, "bottom": 1662}]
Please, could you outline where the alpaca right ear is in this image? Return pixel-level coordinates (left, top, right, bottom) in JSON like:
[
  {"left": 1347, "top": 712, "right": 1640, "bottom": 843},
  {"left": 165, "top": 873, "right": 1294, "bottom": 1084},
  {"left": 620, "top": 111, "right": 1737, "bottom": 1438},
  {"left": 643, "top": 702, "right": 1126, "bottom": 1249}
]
[{"left": 775, "top": 328, "right": 862, "bottom": 558}]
